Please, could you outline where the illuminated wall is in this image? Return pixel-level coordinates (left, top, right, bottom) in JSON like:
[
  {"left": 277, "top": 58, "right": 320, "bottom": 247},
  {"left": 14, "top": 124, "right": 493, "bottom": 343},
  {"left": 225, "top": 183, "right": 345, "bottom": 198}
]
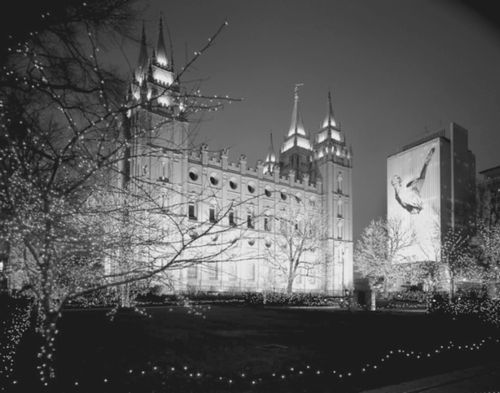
[{"left": 387, "top": 139, "right": 442, "bottom": 262}]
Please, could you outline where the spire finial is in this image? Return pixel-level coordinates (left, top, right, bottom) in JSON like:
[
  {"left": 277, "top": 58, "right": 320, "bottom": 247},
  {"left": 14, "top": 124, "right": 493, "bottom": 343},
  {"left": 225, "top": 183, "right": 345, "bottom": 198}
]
[
  {"left": 135, "top": 21, "right": 149, "bottom": 83},
  {"left": 287, "top": 83, "right": 307, "bottom": 138},
  {"left": 156, "top": 13, "right": 169, "bottom": 68},
  {"left": 322, "top": 90, "right": 337, "bottom": 129},
  {"left": 294, "top": 83, "right": 303, "bottom": 101}
]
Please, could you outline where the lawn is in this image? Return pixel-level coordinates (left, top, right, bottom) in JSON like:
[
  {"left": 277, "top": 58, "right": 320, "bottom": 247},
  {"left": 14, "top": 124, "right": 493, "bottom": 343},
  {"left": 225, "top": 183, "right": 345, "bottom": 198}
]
[{"left": 9, "top": 305, "right": 500, "bottom": 392}]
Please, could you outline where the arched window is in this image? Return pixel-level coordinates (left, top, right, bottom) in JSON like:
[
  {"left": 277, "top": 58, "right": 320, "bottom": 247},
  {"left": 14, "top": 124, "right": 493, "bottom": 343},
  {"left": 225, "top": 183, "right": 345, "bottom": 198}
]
[{"left": 159, "top": 159, "right": 170, "bottom": 182}]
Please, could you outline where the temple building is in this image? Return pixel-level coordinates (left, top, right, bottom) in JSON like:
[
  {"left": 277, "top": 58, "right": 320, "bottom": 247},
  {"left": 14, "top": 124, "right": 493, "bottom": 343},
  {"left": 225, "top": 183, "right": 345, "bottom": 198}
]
[{"left": 121, "top": 19, "right": 354, "bottom": 294}]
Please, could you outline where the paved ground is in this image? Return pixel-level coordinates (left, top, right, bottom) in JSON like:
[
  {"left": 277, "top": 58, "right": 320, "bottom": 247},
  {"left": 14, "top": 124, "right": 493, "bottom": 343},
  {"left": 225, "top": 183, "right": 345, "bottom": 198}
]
[{"left": 363, "top": 363, "right": 500, "bottom": 393}]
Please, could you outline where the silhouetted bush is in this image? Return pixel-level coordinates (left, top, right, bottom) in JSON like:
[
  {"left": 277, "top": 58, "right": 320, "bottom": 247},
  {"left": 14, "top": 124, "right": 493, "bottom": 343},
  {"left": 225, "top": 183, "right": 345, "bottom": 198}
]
[{"left": 428, "top": 291, "right": 500, "bottom": 327}]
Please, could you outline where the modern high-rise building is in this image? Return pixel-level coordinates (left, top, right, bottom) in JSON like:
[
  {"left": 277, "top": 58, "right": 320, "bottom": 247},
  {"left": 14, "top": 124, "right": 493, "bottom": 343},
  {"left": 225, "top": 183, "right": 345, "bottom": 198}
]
[
  {"left": 477, "top": 165, "right": 500, "bottom": 225},
  {"left": 387, "top": 123, "right": 476, "bottom": 263},
  {"left": 120, "top": 19, "right": 354, "bottom": 294}
]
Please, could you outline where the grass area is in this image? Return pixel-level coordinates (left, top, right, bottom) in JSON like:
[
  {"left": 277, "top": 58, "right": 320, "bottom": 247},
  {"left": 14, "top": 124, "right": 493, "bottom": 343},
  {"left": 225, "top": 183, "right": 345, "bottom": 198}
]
[{"left": 9, "top": 305, "right": 500, "bottom": 392}]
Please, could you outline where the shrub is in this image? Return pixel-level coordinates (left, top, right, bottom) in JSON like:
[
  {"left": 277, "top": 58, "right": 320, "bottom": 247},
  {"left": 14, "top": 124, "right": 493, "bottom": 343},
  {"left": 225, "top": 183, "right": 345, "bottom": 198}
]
[{"left": 428, "top": 292, "right": 500, "bottom": 327}]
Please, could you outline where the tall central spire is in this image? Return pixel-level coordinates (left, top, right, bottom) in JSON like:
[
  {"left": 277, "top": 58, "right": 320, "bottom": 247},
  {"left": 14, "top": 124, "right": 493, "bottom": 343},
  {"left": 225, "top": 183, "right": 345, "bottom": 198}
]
[
  {"left": 263, "top": 132, "right": 277, "bottom": 175},
  {"left": 281, "top": 84, "right": 312, "bottom": 153},
  {"left": 156, "top": 15, "right": 169, "bottom": 68},
  {"left": 288, "top": 83, "right": 306, "bottom": 137},
  {"left": 135, "top": 22, "right": 149, "bottom": 83},
  {"left": 321, "top": 91, "right": 337, "bottom": 129}
]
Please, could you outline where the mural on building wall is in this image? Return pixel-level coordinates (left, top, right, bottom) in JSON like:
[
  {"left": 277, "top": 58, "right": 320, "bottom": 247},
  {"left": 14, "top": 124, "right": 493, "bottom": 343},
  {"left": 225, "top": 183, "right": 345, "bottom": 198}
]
[
  {"left": 387, "top": 141, "right": 441, "bottom": 262},
  {"left": 391, "top": 147, "right": 435, "bottom": 215}
]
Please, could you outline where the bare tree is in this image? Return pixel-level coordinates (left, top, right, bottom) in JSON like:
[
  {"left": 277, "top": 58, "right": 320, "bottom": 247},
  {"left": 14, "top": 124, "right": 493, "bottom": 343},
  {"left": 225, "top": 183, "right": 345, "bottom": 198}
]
[
  {"left": 354, "top": 218, "right": 416, "bottom": 310},
  {"left": 265, "top": 202, "right": 325, "bottom": 294},
  {"left": 0, "top": 0, "right": 241, "bottom": 384}
]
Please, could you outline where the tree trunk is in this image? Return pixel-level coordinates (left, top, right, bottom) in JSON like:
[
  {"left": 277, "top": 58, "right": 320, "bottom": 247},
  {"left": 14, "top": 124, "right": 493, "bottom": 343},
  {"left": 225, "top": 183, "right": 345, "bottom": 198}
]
[
  {"left": 286, "top": 275, "right": 294, "bottom": 294},
  {"left": 120, "top": 282, "right": 131, "bottom": 308},
  {"left": 370, "top": 290, "right": 377, "bottom": 311},
  {"left": 449, "top": 272, "right": 455, "bottom": 300},
  {"left": 37, "top": 309, "right": 60, "bottom": 387}
]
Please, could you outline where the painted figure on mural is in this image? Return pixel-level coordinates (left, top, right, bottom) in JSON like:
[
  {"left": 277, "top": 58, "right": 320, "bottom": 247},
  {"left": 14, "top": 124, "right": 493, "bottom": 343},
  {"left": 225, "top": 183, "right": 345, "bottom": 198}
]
[{"left": 391, "top": 147, "right": 435, "bottom": 214}]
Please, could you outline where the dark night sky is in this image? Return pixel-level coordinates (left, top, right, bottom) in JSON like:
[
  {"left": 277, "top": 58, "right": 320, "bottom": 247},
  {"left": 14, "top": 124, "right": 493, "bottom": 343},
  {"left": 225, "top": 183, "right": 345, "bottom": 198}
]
[{"left": 113, "top": 1, "right": 500, "bottom": 241}]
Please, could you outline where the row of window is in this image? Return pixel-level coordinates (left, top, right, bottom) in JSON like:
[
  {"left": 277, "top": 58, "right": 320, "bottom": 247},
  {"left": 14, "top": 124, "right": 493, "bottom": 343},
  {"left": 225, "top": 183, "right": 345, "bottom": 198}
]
[
  {"left": 188, "top": 170, "right": 318, "bottom": 204},
  {"left": 189, "top": 204, "right": 306, "bottom": 233},
  {"left": 186, "top": 264, "right": 318, "bottom": 285}
]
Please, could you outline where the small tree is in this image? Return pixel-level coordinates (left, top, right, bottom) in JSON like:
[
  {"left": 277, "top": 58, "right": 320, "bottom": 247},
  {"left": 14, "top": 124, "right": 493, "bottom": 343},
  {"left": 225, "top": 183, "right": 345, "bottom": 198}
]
[
  {"left": 266, "top": 203, "right": 325, "bottom": 294},
  {"left": 472, "top": 220, "right": 500, "bottom": 296},
  {"left": 439, "top": 227, "right": 474, "bottom": 298},
  {"left": 354, "top": 218, "right": 415, "bottom": 310}
]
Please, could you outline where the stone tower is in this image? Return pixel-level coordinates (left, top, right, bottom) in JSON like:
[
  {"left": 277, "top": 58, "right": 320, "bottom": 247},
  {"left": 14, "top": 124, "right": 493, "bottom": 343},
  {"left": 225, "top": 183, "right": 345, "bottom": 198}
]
[
  {"left": 313, "top": 92, "right": 353, "bottom": 293},
  {"left": 123, "top": 17, "right": 189, "bottom": 188}
]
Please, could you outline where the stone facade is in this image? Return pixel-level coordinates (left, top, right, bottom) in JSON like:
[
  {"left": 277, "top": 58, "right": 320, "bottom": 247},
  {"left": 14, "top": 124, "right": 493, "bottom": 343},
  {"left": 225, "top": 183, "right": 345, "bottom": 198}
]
[{"left": 123, "top": 20, "right": 354, "bottom": 294}]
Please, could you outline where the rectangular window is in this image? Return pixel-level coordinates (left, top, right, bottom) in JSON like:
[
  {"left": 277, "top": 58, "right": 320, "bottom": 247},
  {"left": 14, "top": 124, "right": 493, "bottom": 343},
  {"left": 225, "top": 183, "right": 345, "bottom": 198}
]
[
  {"left": 209, "top": 207, "right": 216, "bottom": 223},
  {"left": 229, "top": 211, "right": 236, "bottom": 227},
  {"left": 247, "top": 214, "right": 254, "bottom": 229},
  {"left": 188, "top": 203, "right": 197, "bottom": 220}
]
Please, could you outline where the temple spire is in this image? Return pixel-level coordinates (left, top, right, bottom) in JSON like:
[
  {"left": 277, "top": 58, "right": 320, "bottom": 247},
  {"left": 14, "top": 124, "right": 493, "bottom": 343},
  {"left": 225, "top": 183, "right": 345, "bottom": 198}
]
[
  {"left": 288, "top": 83, "right": 306, "bottom": 137},
  {"left": 156, "top": 14, "right": 169, "bottom": 68},
  {"left": 264, "top": 132, "right": 277, "bottom": 174},
  {"left": 135, "top": 22, "right": 148, "bottom": 83},
  {"left": 281, "top": 84, "right": 312, "bottom": 153},
  {"left": 322, "top": 91, "right": 337, "bottom": 129},
  {"left": 265, "top": 132, "right": 276, "bottom": 162}
]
